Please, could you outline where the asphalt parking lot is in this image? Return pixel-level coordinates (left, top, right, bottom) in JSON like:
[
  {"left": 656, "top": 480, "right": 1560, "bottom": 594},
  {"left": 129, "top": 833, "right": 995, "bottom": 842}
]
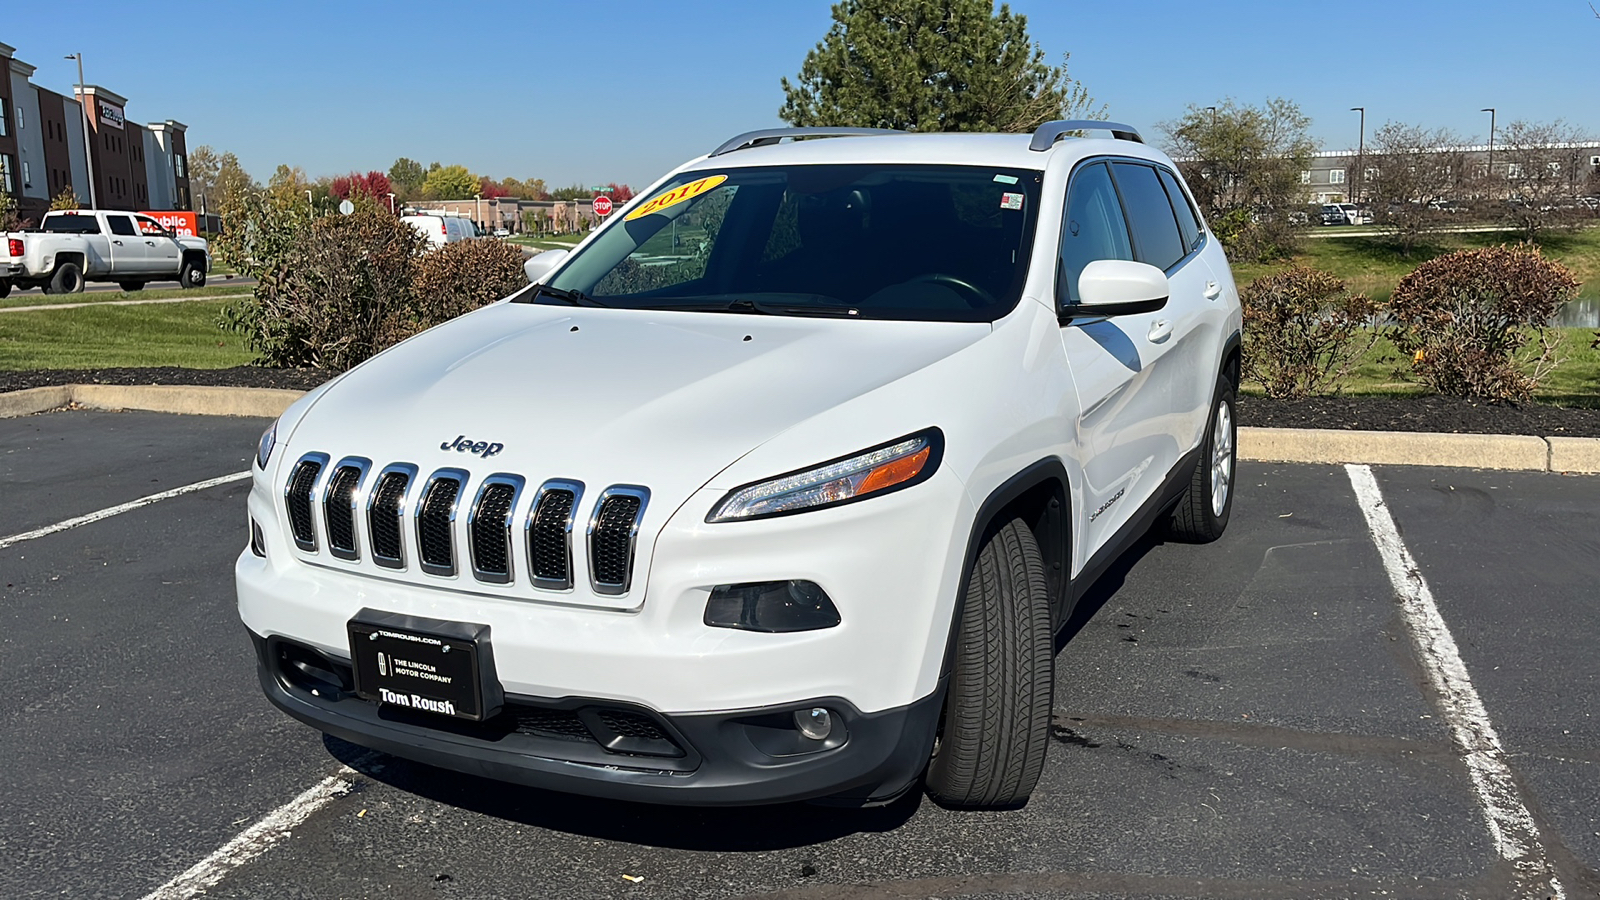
[{"left": 3, "top": 410, "right": 1597, "bottom": 900}]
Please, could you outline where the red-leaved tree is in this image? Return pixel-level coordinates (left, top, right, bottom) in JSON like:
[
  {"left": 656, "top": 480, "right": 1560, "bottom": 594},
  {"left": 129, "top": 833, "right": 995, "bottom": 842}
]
[
  {"left": 331, "top": 171, "right": 395, "bottom": 207},
  {"left": 607, "top": 183, "right": 634, "bottom": 204},
  {"left": 478, "top": 177, "right": 511, "bottom": 200}
]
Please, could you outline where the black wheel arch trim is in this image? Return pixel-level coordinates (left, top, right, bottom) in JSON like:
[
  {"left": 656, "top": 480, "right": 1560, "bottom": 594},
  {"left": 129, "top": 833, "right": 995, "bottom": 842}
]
[{"left": 940, "top": 458, "right": 1073, "bottom": 680}]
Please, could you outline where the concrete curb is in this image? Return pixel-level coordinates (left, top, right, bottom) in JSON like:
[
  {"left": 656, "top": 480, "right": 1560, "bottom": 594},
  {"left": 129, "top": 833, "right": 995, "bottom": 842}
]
[
  {"left": 0, "top": 384, "right": 302, "bottom": 420},
  {"left": 3, "top": 385, "right": 1598, "bottom": 473},
  {"left": 1240, "top": 427, "right": 1600, "bottom": 474}
]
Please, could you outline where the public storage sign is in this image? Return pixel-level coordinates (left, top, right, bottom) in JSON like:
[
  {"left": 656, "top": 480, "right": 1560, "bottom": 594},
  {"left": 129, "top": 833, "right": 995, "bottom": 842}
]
[{"left": 140, "top": 211, "right": 198, "bottom": 237}]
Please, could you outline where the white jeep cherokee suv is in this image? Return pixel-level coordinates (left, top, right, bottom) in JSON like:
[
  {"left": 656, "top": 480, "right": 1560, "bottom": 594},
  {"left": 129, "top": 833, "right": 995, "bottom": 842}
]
[{"left": 238, "top": 121, "right": 1242, "bottom": 809}]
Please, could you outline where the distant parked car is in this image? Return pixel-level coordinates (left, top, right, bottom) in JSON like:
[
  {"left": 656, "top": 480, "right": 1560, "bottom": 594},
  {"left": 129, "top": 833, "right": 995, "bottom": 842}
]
[
  {"left": 1288, "top": 210, "right": 1310, "bottom": 226},
  {"left": 1427, "top": 199, "right": 1465, "bottom": 213},
  {"left": 402, "top": 214, "right": 477, "bottom": 249},
  {"left": 493, "top": 228, "right": 511, "bottom": 237},
  {"left": 1320, "top": 204, "right": 1348, "bottom": 226}
]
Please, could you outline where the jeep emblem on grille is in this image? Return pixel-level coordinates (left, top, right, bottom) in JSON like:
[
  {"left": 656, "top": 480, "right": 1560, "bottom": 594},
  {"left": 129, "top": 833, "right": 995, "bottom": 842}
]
[{"left": 440, "top": 435, "right": 503, "bottom": 458}]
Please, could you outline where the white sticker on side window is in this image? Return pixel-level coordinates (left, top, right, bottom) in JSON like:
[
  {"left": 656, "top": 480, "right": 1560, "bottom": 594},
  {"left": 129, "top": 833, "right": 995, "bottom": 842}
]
[{"left": 999, "top": 192, "right": 1024, "bottom": 210}]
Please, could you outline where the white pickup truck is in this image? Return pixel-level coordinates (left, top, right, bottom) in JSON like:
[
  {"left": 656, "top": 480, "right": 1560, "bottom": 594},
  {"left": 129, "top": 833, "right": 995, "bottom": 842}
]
[{"left": 1, "top": 209, "right": 210, "bottom": 296}]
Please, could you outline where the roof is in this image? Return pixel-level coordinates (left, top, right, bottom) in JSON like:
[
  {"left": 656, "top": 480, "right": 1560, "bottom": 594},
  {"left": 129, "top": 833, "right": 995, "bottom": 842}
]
[{"left": 675, "top": 130, "right": 1171, "bottom": 174}]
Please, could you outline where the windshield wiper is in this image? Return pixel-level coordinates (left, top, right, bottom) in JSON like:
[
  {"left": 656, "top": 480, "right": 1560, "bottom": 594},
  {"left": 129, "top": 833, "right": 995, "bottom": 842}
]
[{"left": 521, "top": 284, "right": 609, "bottom": 308}]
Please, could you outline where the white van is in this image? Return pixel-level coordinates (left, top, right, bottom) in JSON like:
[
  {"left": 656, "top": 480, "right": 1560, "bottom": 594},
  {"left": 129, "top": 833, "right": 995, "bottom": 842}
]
[{"left": 402, "top": 214, "right": 478, "bottom": 249}]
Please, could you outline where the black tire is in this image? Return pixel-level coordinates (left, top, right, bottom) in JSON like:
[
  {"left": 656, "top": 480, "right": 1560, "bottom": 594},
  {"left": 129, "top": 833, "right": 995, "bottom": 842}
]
[
  {"left": 180, "top": 261, "right": 206, "bottom": 289},
  {"left": 0, "top": 278, "right": 10, "bottom": 299},
  {"left": 48, "top": 262, "right": 85, "bottom": 295},
  {"left": 119, "top": 281, "right": 145, "bottom": 292},
  {"left": 1166, "top": 373, "right": 1236, "bottom": 543},
  {"left": 925, "top": 517, "right": 1053, "bottom": 809}
]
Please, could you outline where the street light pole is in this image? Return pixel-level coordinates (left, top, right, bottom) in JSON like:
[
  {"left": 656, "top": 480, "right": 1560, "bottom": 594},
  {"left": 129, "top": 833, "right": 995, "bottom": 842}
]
[
  {"left": 1481, "top": 108, "right": 1496, "bottom": 197},
  {"left": 386, "top": 192, "right": 396, "bottom": 214},
  {"left": 1350, "top": 107, "right": 1365, "bottom": 204},
  {"left": 65, "top": 53, "right": 98, "bottom": 210},
  {"left": 474, "top": 192, "right": 482, "bottom": 233}
]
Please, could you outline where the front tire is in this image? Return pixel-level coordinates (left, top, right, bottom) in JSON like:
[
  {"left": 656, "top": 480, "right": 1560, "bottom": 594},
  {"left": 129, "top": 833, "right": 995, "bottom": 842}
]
[
  {"left": 925, "top": 517, "right": 1053, "bottom": 809},
  {"left": 1166, "top": 373, "right": 1236, "bottom": 542},
  {"left": 119, "top": 281, "right": 145, "bottom": 292},
  {"left": 48, "top": 262, "right": 85, "bottom": 295},
  {"left": 180, "top": 261, "right": 206, "bottom": 288}
]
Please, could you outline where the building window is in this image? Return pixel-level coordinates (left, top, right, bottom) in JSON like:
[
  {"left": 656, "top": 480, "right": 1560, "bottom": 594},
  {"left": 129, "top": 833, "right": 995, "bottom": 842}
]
[
  {"left": 1300, "top": 170, "right": 1311, "bottom": 184},
  {"left": 22, "top": 161, "right": 29, "bottom": 188},
  {"left": 1507, "top": 163, "right": 1524, "bottom": 179},
  {"left": 1591, "top": 155, "right": 1600, "bottom": 166},
  {"left": 15, "top": 104, "right": 22, "bottom": 130},
  {"left": 0, "top": 103, "right": 7, "bottom": 136},
  {"left": 1365, "top": 168, "right": 1379, "bottom": 182},
  {"left": 175, "top": 154, "right": 186, "bottom": 177},
  {"left": 1329, "top": 169, "right": 1346, "bottom": 184},
  {"left": 0, "top": 156, "right": 12, "bottom": 193}
]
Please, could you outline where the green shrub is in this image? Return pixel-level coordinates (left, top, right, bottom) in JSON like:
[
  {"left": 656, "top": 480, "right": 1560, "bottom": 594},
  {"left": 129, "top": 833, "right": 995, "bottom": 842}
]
[
  {"left": 1388, "top": 245, "right": 1579, "bottom": 400},
  {"left": 1240, "top": 266, "right": 1380, "bottom": 399},
  {"left": 220, "top": 194, "right": 428, "bottom": 371},
  {"left": 411, "top": 238, "right": 528, "bottom": 327}
]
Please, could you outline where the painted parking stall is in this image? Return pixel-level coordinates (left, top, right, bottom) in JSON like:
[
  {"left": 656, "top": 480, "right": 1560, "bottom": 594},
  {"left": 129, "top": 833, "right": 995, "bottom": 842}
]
[{"left": 5, "top": 409, "right": 1599, "bottom": 897}]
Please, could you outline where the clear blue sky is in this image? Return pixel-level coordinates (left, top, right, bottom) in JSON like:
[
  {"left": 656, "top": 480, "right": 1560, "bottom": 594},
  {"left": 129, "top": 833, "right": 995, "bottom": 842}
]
[{"left": 8, "top": 1, "right": 1598, "bottom": 188}]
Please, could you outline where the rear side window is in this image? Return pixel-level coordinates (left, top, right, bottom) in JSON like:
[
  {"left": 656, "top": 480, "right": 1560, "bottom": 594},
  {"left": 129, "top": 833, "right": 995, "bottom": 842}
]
[
  {"left": 1109, "top": 163, "right": 1184, "bottom": 271},
  {"left": 42, "top": 215, "right": 101, "bottom": 234},
  {"left": 1057, "top": 162, "right": 1133, "bottom": 305},
  {"left": 106, "top": 215, "right": 138, "bottom": 237},
  {"left": 1157, "top": 168, "right": 1202, "bottom": 253}
]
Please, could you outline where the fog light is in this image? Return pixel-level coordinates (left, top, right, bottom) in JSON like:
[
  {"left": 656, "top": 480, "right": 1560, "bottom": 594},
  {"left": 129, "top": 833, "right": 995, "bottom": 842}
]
[
  {"left": 250, "top": 519, "right": 267, "bottom": 557},
  {"left": 795, "top": 707, "right": 833, "bottom": 741},
  {"left": 704, "top": 580, "right": 841, "bottom": 633}
]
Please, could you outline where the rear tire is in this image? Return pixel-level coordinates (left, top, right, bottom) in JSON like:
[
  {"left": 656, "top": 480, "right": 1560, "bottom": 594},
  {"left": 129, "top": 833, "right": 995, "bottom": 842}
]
[
  {"left": 119, "top": 281, "right": 144, "bottom": 292},
  {"left": 48, "top": 262, "right": 84, "bottom": 295},
  {"left": 925, "top": 517, "right": 1053, "bottom": 809},
  {"left": 180, "top": 261, "right": 206, "bottom": 288},
  {"left": 0, "top": 278, "right": 10, "bottom": 299},
  {"left": 1166, "top": 373, "right": 1236, "bottom": 543}
]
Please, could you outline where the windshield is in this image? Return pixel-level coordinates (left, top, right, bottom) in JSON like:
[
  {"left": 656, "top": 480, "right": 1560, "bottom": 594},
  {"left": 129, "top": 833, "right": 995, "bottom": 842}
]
[
  {"left": 42, "top": 215, "right": 101, "bottom": 235},
  {"left": 543, "top": 164, "right": 1041, "bottom": 322}
]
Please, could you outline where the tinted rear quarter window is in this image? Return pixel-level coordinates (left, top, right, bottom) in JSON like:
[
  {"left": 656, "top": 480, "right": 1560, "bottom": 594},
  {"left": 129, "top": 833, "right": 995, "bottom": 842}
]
[
  {"left": 1110, "top": 162, "right": 1184, "bottom": 271},
  {"left": 1157, "top": 168, "right": 1202, "bottom": 253},
  {"left": 1058, "top": 162, "right": 1133, "bottom": 305},
  {"left": 106, "top": 215, "right": 138, "bottom": 237}
]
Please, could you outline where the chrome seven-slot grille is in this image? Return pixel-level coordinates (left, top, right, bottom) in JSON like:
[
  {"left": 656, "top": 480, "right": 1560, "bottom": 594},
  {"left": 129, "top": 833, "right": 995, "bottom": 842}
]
[{"left": 282, "top": 454, "right": 648, "bottom": 595}]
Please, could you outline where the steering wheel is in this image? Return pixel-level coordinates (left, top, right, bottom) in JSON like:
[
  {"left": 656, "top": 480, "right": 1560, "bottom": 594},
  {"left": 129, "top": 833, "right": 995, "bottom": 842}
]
[{"left": 906, "top": 273, "right": 995, "bottom": 309}]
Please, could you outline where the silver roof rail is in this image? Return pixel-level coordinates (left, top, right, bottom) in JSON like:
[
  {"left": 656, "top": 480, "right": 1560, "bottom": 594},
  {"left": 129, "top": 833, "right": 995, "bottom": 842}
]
[
  {"left": 709, "top": 127, "right": 902, "bottom": 157},
  {"left": 1028, "top": 120, "right": 1144, "bottom": 151}
]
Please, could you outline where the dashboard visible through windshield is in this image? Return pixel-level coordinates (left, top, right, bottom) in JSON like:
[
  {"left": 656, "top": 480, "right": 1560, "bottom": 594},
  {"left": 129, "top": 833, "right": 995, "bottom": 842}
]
[{"left": 539, "top": 164, "right": 1042, "bottom": 322}]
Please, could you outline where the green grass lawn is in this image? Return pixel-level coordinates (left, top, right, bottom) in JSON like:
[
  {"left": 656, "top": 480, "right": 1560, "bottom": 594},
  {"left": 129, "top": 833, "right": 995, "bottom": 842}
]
[
  {"left": 0, "top": 299, "right": 255, "bottom": 370},
  {"left": 505, "top": 232, "right": 587, "bottom": 250},
  {"left": 0, "top": 284, "right": 253, "bottom": 310},
  {"left": 1232, "top": 226, "right": 1600, "bottom": 305}
]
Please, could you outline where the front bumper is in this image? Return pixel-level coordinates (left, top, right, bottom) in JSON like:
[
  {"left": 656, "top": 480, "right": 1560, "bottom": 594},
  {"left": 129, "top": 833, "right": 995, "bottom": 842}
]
[{"left": 253, "top": 630, "right": 941, "bottom": 806}]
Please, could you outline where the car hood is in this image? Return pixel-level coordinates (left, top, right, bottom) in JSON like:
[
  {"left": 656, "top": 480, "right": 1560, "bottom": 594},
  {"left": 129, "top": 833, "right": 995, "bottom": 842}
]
[{"left": 286, "top": 301, "right": 988, "bottom": 536}]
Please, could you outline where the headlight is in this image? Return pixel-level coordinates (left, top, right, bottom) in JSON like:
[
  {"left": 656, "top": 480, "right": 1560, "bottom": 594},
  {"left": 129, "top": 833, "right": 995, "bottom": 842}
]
[
  {"left": 707, "top": 429, "right": 942, "bottom": 522},
  {"left": 256, "top": 420, "right": 278, "bottom": 469}
]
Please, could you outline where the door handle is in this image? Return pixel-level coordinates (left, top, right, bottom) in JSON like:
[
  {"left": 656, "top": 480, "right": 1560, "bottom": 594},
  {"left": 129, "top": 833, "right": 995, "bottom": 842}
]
[
  {"left": 1204, "top": 281, "right": 1223, "bottom": 300},
  {"left": 113, "top": 239, "right": 124, "bottom": 245},
  {"left": 1148, "top": 319, "right": 1173, "bottom": 342},
  {"left": 145, "top": 240, "right": 156, "bottom": 246}
]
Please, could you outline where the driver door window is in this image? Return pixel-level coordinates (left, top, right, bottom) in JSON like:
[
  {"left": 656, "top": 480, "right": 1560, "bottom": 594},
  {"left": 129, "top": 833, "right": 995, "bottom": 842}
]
[{"left": 1056, "top": 162, "right": 1132, "bottom": 307}]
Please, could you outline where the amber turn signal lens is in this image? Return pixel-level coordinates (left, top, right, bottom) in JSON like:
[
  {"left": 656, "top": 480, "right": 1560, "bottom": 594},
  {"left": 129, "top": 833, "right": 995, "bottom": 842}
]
[{"left": 857, "top": 446, "right": 931, "bottom": 495}]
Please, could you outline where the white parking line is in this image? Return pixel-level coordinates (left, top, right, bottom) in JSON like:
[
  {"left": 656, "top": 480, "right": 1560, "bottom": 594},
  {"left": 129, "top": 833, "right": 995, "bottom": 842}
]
[
  {"left": 1346, "top": 464, "right": 1564, "bottom": 899},
  {"left": 0, "top": 471, "right": 251, "bottom": 550},
  {"left": 139, "top": 770, "right": 356, "bottom": 900}
]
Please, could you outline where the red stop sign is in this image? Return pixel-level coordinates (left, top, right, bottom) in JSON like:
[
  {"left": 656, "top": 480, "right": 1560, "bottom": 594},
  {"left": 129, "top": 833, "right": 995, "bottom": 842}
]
[{"left": 593, "top": 195, "right": 614, "bottom": 216}]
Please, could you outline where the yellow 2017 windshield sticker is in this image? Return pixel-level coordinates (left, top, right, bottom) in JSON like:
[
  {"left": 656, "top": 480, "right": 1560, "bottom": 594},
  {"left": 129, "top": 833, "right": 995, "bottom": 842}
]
[{"left": 625, "top": 174, "right": 728, "bottom": 221}]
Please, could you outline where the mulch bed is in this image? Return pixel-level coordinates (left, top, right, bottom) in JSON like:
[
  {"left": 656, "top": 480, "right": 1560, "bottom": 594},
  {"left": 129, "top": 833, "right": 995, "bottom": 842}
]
[
  {"left": 1237, "top": 395, "right": 1600, "bottom": 438},
  {"left": 4, "top": 367, "right": 1599, "bottom": 438}
]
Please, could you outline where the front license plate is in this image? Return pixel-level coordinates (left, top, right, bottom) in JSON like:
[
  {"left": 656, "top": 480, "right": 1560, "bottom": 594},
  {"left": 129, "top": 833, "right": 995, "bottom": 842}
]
[{"left": 348, "top": 610, "right": 501, "bottom": 722}]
